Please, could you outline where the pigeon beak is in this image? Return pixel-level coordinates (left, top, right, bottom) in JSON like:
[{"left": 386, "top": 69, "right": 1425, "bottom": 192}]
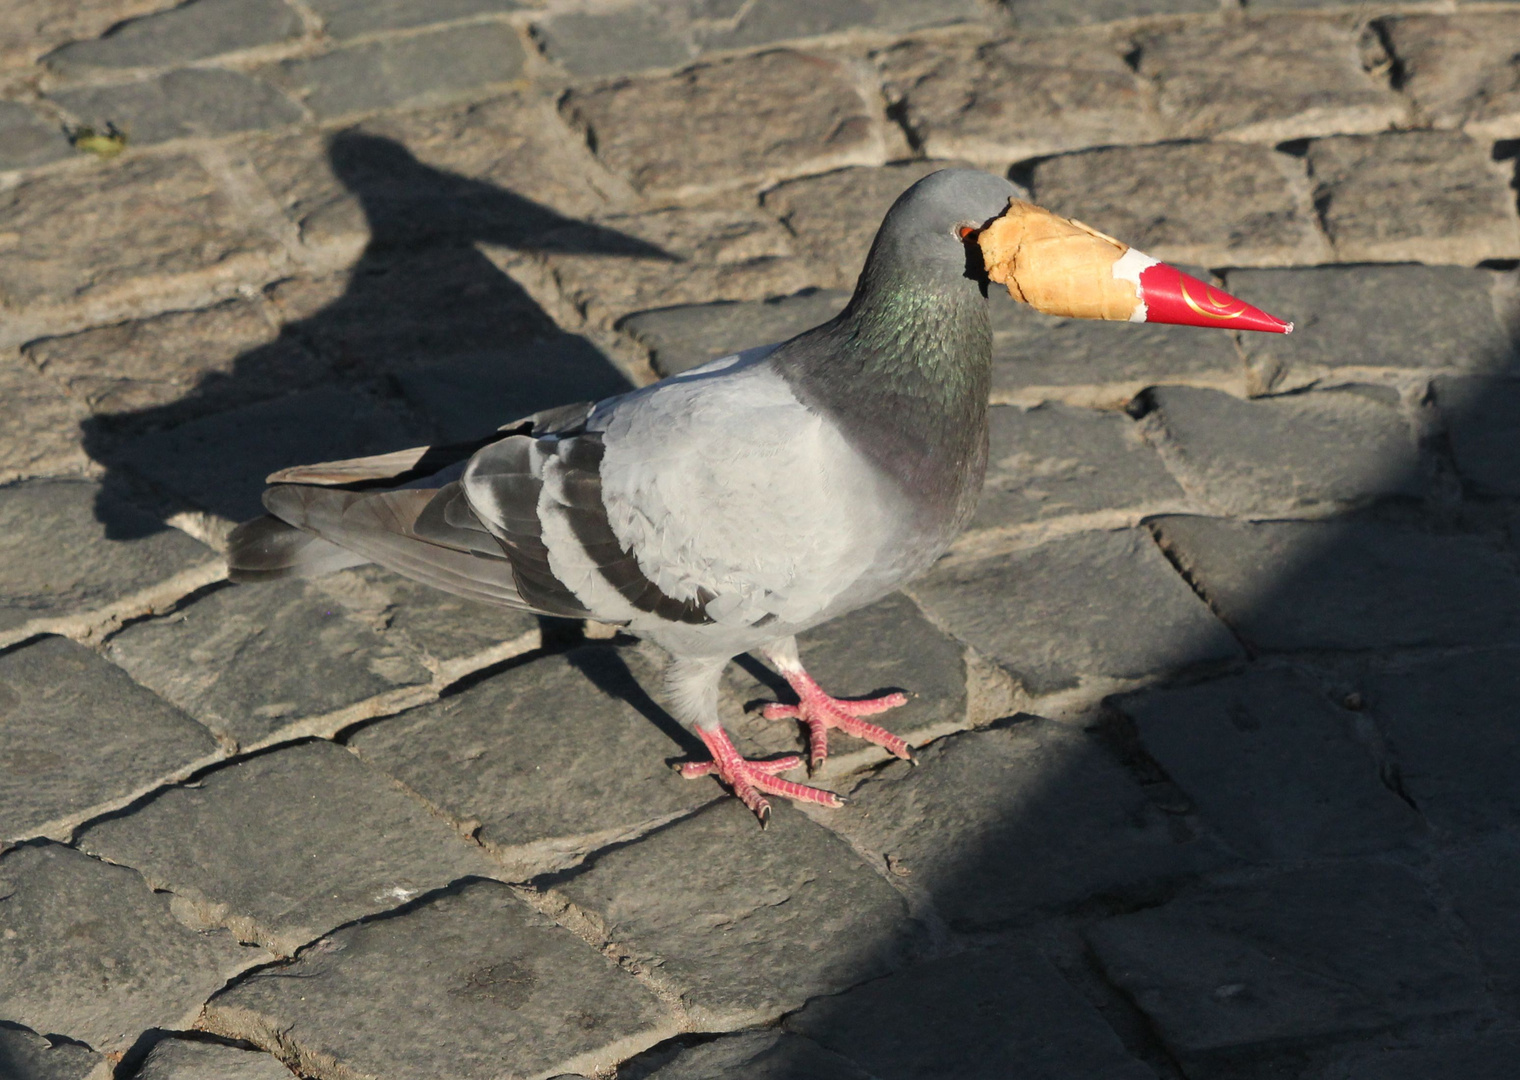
[{"left": 977, "top": 199, "right": 1292, "bottom": 334}]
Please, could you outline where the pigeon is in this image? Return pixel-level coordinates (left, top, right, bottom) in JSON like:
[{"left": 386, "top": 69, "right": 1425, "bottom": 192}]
[{"left": 227, "top": 168, "right": 1290, "bottom": 823}]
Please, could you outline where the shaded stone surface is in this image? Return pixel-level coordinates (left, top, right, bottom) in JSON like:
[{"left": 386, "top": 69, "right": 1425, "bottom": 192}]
[
  {"left": 51, "top": 69, "right": 303, "bottom": 146},
  {"left": 1223, "top": 265, "right": 1514, "bottom": 392},
  {"left": 877, "top": 32, "right": 1158, "bottom": 165},
  {"left": 990, "top": 295, "right": 1246, "bottom": 403},
  {"left": 722, "top": 591, "right": 969, "bottom": 767},
  {"left": 535, "top": 7, "right": 692, "bottom": 78},
  {"left": 107, "top": 572, "right": 432, "bottom": 747},
  {"left": 1151, "top": 516, "right": 1520, "bottom": 653},
  {"left": 537, "top": 203, "right": 811, "bottom": 321},
  {"left": 1436, "top": 834, "right": 1520, "bottom": 1012},
  {"left": 24, "top": 296, "right": 320, "bottom": 421},
  {"left": 1334, "top": 1034, "right": 1520, "bottom": 1080},
  {"left": 1433, "top": 377, "right": 1520, "bottom": 497},
  {"left": 0, "top": 479, "right": 212, "bottom": 634},
  {"left": 204, "top": 879, "right": 672, "bottom": 1080},
  {"left": 307, "top": 0, "right": 520, "bottom": 40},
  {"left": 1306, "top": 132, "right": 1520, "bottom": 264},
  {"left": 975, "top": 403, "right": 1183, "bottom": 529},
  {"left": 913, "top": 529, "right": 1242, "bottom": 695},
  {"left": 621, "top": 1030, "right": 869, "bottom": 1080},
  {"left": 0, "top": 101, "right": 71, "bottom": 170},
  {"left": 554, "top": 799, "right": 916, "bottom": 1026},
  {"left": 1363, "top": 648, "right": 1520, "bottom": 834},
  {"left": 0, "top": 153, "right": 281, "bottom": 315},
  {"left": 1136, "top": 385, "right": 1419, "bottom": 515},
  {"left": 77, "top": 739, "right": 499, "bottom": 955},
  {"left": 266, "top": 21, "right": 526, "bottom": 120},
  {"left": 831, "top": 718, "right": 1227, "bottom": 928},
  {"left": 564, "top": 50, "right": 880, "bottom": 198},
  {"left": 1114, "top": 668, "right": 1422, "bottom": 861},
  {"left": 761, "top": 160, "right": 972, "bottom": 290},
  {"left": 788, "top": 946, "right": 1155, "bottom": 1080},
  {"left": 113, "top": 384, "right": 428, "bottom": 523},
  {"left": 44, "top": 0, "right": 301, "bottom": 75},
  {"left": 0, "top": 1021, "right": 104, "bottom": 1080},
  {"left": 1380, "top": 13, "right": 1520, "bottom": 138},
  {"left": 619, "top": 289, "right": 848, "bottom": 377},
  {"left": 136, "top": 1038, "right": 293, "bottom": 1080},
  {"left": 1134, "top": 17, "right": 1404, "bottom": 142},
  {"left": 1, "top": 635, "right": 218, "bottom": 839},
  {"left": 350, "top": 646, "right": 714, "bottom": 870},
  {"left": 1087, "top": 863, "right": 1488, "bottom": 1064},
  {"left": 0, "top": 842, "right": 260, "bottom": 1055},
  {"left": 1030, "top": 141, "right": 1318, "bottom": 267}
]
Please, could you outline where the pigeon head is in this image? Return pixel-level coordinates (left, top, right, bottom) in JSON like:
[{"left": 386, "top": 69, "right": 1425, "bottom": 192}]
[{"left": 858, "top": 168, "right": 1022, "bottom": 299}]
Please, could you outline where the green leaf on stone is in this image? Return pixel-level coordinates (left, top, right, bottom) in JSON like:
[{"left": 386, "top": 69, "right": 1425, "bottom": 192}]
[{"left": 68, "top": 121, "right": 129, "bottom": 159}]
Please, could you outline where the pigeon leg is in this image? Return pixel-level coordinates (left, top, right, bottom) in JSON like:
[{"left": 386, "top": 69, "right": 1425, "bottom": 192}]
[
  {"left": 759, "top": 637, "right": 912, "bottom": 771},
  {"left": 679, "top": 724, "right": 844, "bottom": 824}
]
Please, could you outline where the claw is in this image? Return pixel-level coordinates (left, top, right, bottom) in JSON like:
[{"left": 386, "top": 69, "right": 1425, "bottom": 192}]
[
  {"left": 763, "top": 669, "right": 913, "bottom": 770},
  {"left": 681, "top": 726, "right": 843, "bottom": 822}
]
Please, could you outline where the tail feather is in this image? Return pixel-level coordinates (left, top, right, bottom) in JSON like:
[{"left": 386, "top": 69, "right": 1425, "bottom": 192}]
[{"left": 226, "top": 514, "right": 369, "bottom": 582}]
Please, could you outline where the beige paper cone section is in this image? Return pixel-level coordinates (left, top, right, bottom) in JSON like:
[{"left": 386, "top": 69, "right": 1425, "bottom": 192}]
[{"left": 978, "top": 199, "right": 1140, "bottom": 321}]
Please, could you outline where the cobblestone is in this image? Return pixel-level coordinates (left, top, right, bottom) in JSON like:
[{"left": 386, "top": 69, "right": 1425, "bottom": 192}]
[
  {"left": 1114, "top": 667, "right": 1423, "bottom": 861},
  {"left": 107, "top": 572, "right": 432, "bottom": 747},
  {"left": 1030, "top": 141, "right": 1322, "bottom": 267},
  {"left": 564, "top": 51, "right": 885, "bottom": 199},
  {"left": 619, "top": 288, "right": 847, "bottom": 377},
  {"left": 0, "top": 1023, "right": 103, "bottom": 1080},
  {"left": 0, "top": 479, "right": 213, "bottom": 637},
  {"left": 349, "top": 646, "right": 716, "bottom": 879},
  {"left": 1136, "top": 385, "right": 1420, "bottom": 516},
  {"left": 0, "top": 101, "right": 71, "bottom": 171},
  {"left": 24, "top": 297, "right": 318, "bottom": 422},
  {"left": 0, "top": 842, "right": 263, "bottom": 1055},
  {"left": 135, "top": 1038, "right": 293, "bottom": 1080},
  {"left": 553, "top": 799, "right": 917, "bottom": 1027},
  {"left": 761, "top": 161, "right": 973, "bottom": 290},
  {"left": 0, "top": 154, "right": 283, "bottom": 333},
  {"left": 1133, "top": 16, "right": 1405, "bottom": 143},
  {"left": 76, "top": 739, "right": 500, "bottom": 955},
  {"left": 1432, "top": 377, "right": 1520, "bottom": 497},
  {"left": 1087, "top": 862, "right": 1488, "bottom": 1071},
  {"left": 1151, "top": 517, "right": 1520, "bottom": 652},
  {"left": 5, "top": 0, "right": 1520, "bottom": 1071},
  {"left": 976, "top": 403, "right": 1184, "bottom": 528},
  {"left": 265, "top": 21, "right": 527, "bottom": 122},
  {"left": 878, "top": 31, "right": 1158, "bottom": 166},
  {"left": 203, "top": 879, "right": 675, "bottom": 1080},
  {"left": 50, "top": 69, "right": 304, "bottom": 147},
  {"left": 787, "top": 946, "right": 1156, "bottom": 1080},
  {"left": 1363, "top": 648, "right": 1520, "bottom": 834},
  {"left": 1306, "top": 131, "right": 1520, "bottom": 264},
  {"left": 1222, "top": 265, "right": 1515, "bottom": 392},
  {"left": 42, "top": 0, "right": 302, "bottom": 77},
  {"left": 1, "top": 634, "right": 219, "bottom": 840},
  {"left": 622, "top": 1030, "right": 869, "bottom": 1080},
  {"left": 829, "top": 718, "right": 1228, "bottom": 929},
  {"left": 990, "top": 292, "right": 1248, "bottom": 406},
  {"left": 913, "top": 529, "right": 1242, "bottom": 695},
  {"left": 1379, "top": 13, "right": 1520, "bottom": 139},
  {"left": 307, "top": 0, "right": 521, "bottom": 41}
]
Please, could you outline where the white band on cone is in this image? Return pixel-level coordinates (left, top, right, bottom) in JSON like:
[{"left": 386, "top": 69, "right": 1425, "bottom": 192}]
[{"left": 1111, "top": 247, "right": 1160, "bottom": 324}]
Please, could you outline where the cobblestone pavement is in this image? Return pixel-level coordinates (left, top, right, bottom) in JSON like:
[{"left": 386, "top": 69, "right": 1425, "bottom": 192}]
[{"left": 2, "top": 0, "right": 1519, "bottom": 1077}]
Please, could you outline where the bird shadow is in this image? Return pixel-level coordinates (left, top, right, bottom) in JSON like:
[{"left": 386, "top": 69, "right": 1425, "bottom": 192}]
[{"left": 78, "top": 130, "right": 674, "bottom": 538}]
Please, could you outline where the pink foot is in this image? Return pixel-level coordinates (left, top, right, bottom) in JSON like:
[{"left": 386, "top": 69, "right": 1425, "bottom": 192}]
[
  {"left": 763, "top": 669, "right": 913, "bottom": 771},
  {"left": 678, "top": 725, "right": 843, "bottom": 824}
]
